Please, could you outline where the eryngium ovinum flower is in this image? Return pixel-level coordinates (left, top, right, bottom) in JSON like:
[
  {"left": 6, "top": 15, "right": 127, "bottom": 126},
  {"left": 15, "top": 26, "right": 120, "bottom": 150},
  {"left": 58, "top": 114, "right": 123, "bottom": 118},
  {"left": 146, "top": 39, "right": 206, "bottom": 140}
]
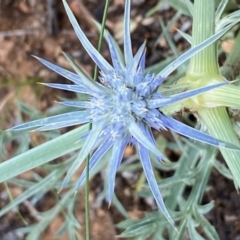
[{"left": 11, "top": 0, "right": 240, "bottom": 226}]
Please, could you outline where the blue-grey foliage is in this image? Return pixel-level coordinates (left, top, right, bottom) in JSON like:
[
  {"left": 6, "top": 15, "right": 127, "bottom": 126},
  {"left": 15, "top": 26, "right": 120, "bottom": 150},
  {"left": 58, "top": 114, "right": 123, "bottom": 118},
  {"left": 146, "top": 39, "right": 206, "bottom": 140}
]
[{"left": 11, "top": 0, "right": 238, "bottom": 226}]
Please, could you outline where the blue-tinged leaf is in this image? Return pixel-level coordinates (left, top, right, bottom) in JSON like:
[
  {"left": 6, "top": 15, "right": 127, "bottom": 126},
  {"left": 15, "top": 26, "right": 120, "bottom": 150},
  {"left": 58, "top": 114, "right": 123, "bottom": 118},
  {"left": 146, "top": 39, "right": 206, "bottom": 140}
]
[
  {"left": 61, "top": 121, "right": 105, "bottom": 188},
  {"left": 127, "top": 42, "right": 146, "bottom": 84},
  {"left": 34, "top": 56, "right": 98, "bottom": 90},
  {"left": 137, "top": 122, "right": 165, "bottom": 162},
  {"left": 62, "top": 52, "right": 91, "bottom": 79},
  {"left": 128, "top": 121, "right": 166, "bottom": 160},
  {"left": 124, "top": 0, "right": 133, "bottom": 65},
  {"left": 62, "top": 0, "right": 113, "bottom": 73},
  {"left": 137, "top": 121, "right": 156, "bottom": 145},
  {"left": 158, "top": 21, "right": 238, "bottom": 77},
  {"left": 106, "top": 33, "right": 125, "bottom": 72},
  {"left": 149, "top": 77, "right": 165, "bottom": 93},
  {"left": 137, "top": 142, "right": 175, "bottom": 227},
  {"left": 57, "top": 101, "right": 90, "bottom": 109},
  {"left": 162, "top": 115, "right": 240, "bottom": 151},
  {"left": 133, "top": 51, "right": 147, "bottom": 86},
  {"left": 132, "top": 42, "right": 146, "bottom": 68},
  {"left": 138, "top": 50, "right": 146, "bottom": 73},
  {"left": 147, "top": 82, "right": 229, "bottom": 108},
  {"left": 40, "top": 83, "right": 92, "bottom": 95},
  {"left": 107, "top": 139, "right": 128, "bottom": 203},
  {"left": 94, "top": 22, "right": 125, "bottom": 64},
  {"left": 76, "top": 137, "right": 114, "bottom": 189},
  {"left": 10, "top": 111, "right": 90, "bottom": 131},
  {"left": 35, "top": 120, "right": 85, "bottom": 131},
  {"left": 62, "top": 52, "right": 104, "bottom": 92}
]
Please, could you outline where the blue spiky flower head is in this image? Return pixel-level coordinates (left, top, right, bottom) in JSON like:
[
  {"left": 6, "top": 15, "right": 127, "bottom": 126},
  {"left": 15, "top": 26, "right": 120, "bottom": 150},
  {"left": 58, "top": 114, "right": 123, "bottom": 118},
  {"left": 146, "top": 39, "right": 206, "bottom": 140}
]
[{"left": 11, "top": 0, "right": 239, "bottom": 226}]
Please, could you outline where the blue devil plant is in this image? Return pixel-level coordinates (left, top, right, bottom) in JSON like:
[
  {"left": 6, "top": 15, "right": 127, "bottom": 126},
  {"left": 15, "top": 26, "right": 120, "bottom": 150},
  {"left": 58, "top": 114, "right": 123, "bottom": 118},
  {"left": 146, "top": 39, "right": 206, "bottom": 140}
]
[{"left": 11, "top": 0, "right": 239, "bottom": 225}]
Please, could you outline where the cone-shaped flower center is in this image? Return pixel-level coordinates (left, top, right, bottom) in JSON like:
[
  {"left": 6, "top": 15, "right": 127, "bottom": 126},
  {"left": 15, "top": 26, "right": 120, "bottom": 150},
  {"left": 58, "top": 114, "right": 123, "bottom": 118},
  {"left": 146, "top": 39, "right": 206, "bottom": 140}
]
[{"left": 88, "top": 70, "right": 164, "bottom": 140}]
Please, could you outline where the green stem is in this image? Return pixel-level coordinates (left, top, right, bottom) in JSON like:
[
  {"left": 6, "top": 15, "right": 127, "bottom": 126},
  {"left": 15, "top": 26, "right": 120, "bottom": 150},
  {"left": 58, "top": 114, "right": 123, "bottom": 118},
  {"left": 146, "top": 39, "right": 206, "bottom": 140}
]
[
  {"left": 187, "top": 0, "right": 219, "bottom": 77},
  {"left": 198, "top": 107, "right": 240, "bottom": 187},
  {"left": 4, "top": 181, "right": 28, "bottom": 225},
  {"left": 85, "top": 1, "right": 110, "bottom": 239}
]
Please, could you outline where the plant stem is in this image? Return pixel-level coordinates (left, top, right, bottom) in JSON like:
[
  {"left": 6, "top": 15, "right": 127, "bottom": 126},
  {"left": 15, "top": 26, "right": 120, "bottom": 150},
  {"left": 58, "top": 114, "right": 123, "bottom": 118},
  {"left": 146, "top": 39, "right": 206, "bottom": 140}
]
[
  {"left": 198, "top": 107, "right": 240, "bottom": 186},
  {"left": 187, "top": 0, "right": 240, "bottom": 188},
  {"left": 187, "top": 0, "right": 219, "bottom": 78},
  {"left": 85, "top": 1, "right": 110, "bottom": 239}
]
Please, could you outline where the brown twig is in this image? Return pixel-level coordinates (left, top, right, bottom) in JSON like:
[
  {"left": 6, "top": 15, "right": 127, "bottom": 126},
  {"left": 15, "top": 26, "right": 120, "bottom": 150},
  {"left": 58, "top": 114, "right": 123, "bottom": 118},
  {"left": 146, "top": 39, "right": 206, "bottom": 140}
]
[
  {"left": 70, "top": 0, "right": 98, "bottom": 31},
  {"left": 46, "top": 0, "right": 59, "bottom": 35},
  {"left": 0, "top": 29, "right": 39, "bottom": 38},
  {"left": 23, "top": 200, "right": 42, "bottom": 222}
]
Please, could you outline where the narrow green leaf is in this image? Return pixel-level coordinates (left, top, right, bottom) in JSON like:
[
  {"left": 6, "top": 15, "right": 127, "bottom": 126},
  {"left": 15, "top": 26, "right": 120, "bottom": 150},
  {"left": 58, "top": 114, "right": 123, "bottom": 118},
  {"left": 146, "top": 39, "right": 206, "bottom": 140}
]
[
  {"left": 176, "top": 29, "right": 192, "bottom": 43},
  {"left": 0, "top": 125, "right": 88, "bottom": 183},
  {"left": 0, "top": 168, "right": 65, "bottom": 217},
  {"left": 61, "top": 121, "right": 104, "bottom": 188},
  {"left": 215, "top": 0, "right": 228, "bottom": 22},
  {"left": 188, "top": 218, "right": 205, "bottom": 240}
]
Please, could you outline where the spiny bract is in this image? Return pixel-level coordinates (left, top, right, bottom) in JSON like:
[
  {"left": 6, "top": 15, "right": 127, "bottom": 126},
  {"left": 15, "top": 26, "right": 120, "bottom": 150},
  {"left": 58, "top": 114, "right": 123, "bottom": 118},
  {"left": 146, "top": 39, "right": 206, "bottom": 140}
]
[{"left": 11, "top": 0, "right": 239, "bottom": 226}]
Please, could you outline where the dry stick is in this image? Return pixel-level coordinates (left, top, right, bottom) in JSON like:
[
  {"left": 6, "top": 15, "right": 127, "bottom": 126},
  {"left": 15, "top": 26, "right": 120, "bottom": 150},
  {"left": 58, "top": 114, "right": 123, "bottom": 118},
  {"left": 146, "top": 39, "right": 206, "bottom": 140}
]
[
  {"left": 46, "top": 0, "right": 59, "bottom": 35},
  {"left": 0, "top": 91, "right": 15, "bottom": 113},
  {"left": 0, "top": 30, "right": 39, "bottom": 37},
  {"left": 73, "top": 0, "right": 98, "bottom": 31},
  {"left": 23, "top": 200, "right": 42, "bottom": 222}
]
